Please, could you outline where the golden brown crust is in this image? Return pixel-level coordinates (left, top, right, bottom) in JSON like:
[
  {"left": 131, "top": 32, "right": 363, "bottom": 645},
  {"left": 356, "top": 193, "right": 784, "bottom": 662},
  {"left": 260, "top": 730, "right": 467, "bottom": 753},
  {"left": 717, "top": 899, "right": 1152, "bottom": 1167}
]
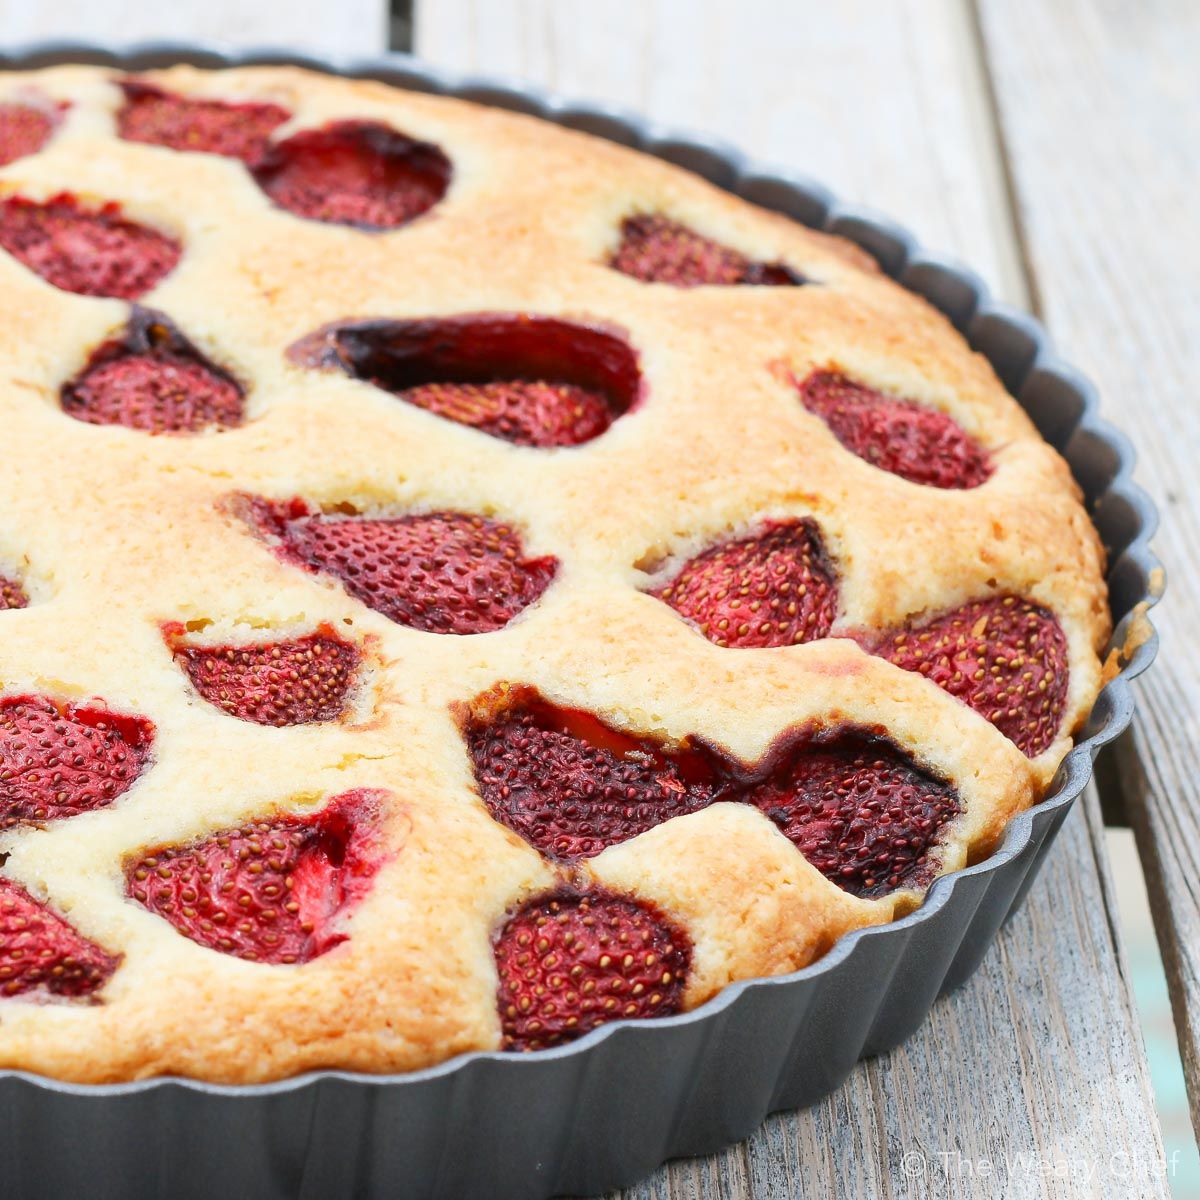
[{"left": 0, "top": 64, "right": 1107, "bottom": 1083}]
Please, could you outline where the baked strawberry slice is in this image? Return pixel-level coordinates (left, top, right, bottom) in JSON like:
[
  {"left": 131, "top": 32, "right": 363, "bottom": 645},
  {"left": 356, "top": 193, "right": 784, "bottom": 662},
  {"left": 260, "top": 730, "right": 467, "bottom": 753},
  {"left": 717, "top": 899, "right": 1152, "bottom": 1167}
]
[
  {"left": 168, "top": 625, "right": 360, "bottom": 726},
  {"left": 795, "top": 370, "right": 992, "bottom": 489},
  {"left": 397, "top": 380, "right": 615, "bottom": 448},
  {"left": 251, "top": 120, "right": 451, "bottom": 229},
  {"left": 466, "top": 693, "right": 722, "bottom": 860},
  {"left": 117, "top": 79, "right": 290, "bottom": 164},
  {"left": 0, "top": 878, "right": 118, "bottom": 999},
  {"left": 0, "top": 573, "right": 27, "bottom": 610},
  {"left": 0, "top": 96, "right": 63, "bottom": 167},
  {"left": 0, "top": 193, "right": 180, "bottom": 299},
  {"left": 876, "top": 596, "right": 1069, "bottom": 756},
  {"left": 610, "top": 214, "right": 800, "bottom": 287},
  {"left": 495, "top": 890, "right": 690, "bottom": 1050},
  {"left": 125, "top": 789, "right": 388, "bottom": 964},
  {"left": 246, "top": 498, "right": 557, "bottom": 635},
  {"left": 650, "top": 519, "right": 837, "bottom": 648},
  {"left": 289, "top": 314, "right": 641, "bottom": 449},
  {"left": 746, "top": 733, "right": 962, "bottom": 898},
  {"left": 0, "top": 695, "right": 154, "bottom": 828},
  {"left": 61, "top": 307, "right": 243, "bottom": 433}
]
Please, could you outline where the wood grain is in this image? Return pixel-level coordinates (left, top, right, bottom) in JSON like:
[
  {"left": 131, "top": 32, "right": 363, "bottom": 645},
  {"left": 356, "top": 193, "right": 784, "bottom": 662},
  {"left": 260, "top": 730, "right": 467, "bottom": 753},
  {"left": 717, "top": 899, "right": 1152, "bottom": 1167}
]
[
  {"left": 411, "top": 2, "right": 1171, "bottom": 1197},
  {"left": 0, "top": 1, "right": 389, "bottom": 56},
  {"left": 977, "top": 0, "right": 1200, "bottom": 1143}
]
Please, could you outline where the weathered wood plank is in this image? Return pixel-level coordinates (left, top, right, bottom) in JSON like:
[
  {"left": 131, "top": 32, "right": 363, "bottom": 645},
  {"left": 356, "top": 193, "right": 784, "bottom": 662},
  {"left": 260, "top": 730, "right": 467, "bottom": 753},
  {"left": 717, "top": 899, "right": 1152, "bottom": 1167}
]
[
  {"left": 0, "top": 1, "right": 389, "bottom": 57},
  {"left": 412, "top": 2, "right": 1169, "bottom": 1197},
  {"left": 977, "top": 0, "right": 1200, "bottom": 1142}
]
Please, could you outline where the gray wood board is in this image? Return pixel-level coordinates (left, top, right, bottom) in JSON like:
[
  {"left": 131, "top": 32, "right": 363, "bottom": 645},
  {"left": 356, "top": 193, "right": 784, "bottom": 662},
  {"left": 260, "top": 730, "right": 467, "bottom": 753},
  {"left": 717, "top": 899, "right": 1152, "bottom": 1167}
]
[{"left": 979, "top": 0, "right": 1199, "bottom": 1149}]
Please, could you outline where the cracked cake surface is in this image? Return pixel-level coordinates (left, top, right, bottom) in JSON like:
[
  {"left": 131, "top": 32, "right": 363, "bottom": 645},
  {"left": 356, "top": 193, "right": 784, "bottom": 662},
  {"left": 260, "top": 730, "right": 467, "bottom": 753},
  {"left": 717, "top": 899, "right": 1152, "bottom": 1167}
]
[{"left": 0, "top": 63, "right": 1108, "bottom": 1084}]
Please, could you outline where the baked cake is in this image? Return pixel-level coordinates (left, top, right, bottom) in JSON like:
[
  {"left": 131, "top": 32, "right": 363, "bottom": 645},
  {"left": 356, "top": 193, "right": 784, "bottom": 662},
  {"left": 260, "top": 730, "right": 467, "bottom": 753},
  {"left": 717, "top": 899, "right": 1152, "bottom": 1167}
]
[{"left": 0, "top": 65, "right": 1109, "bottom": 1083}]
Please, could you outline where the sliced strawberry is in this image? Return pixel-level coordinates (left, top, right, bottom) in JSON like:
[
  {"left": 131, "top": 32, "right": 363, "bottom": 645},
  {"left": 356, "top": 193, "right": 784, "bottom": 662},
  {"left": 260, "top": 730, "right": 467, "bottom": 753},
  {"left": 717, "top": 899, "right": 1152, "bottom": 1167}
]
[
  {"left": 170, "top": 627, "right": 360, "bottom": 726},
  {"left": 117, "top": 79, "right": 290, "bottom": 164},
  {"left": 876, "top": 596, "right": 1069, "bottom": 756},
  {"left": 0, "top": 98, "right": 62, "bottom": 167},
  {"left": 651, "top": 519, "right": 837, "bottom": 648},
  {"left": 0, "top": 573, "right": 27, "bottom": 610},
  {"left": 466, "top": 694, "right": 721, "bottom": 861},
  {"left": 0, "top": 696, "right": 154, "bottom": 828},
  {"left": 289, "top": 314, "right": 640, "bottom": 448},
  {"left": 0, "top": 193, "right": 180, "bottom": 298},
  {"left": 0, "top": 878, "right": 118, "bottom": 999},
  {"left": 62, "top": 355, "right": 240, "bottom": 433},
  {"left": 60, "top": 307, "right": 243, "bottom": 433},
  {"left": 746, "top": 733, "right": 961, "bottom": 898},
  {"left": 495, "top": 890, "right": 690, "bottom": 1050},
  {"left": 246, "top": 498, "right": 557, "bottom": 635},
  {"left": 251, "top": 120, "right": 451, "bottom": 229},
  {"left": 610, "top": 214, "right": 800, "bottom": 287},
  {"left": 795, "top": 370, "right": 992, "bottom": 489},
  {"left": 125, "top": 788, "right": 387, "bottom": 964},
  {"left": 396, "top": 381, "right": 614, "bottom": 447}
]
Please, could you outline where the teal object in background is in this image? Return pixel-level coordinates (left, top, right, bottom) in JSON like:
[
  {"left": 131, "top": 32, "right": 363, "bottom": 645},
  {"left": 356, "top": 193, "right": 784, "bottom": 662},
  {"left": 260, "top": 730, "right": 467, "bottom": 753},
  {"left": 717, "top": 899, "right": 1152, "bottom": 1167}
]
[{"left": 1110, "top": 828, "right": 1200, "bottom": 1199}]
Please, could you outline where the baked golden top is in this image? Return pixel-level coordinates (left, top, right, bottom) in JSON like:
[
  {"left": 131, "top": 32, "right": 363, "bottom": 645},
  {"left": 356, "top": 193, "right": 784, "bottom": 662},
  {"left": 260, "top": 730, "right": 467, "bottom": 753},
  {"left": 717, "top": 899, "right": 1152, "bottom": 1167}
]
[{"left": 0, "top": 64, "right": 1107, "bottom": 1083}]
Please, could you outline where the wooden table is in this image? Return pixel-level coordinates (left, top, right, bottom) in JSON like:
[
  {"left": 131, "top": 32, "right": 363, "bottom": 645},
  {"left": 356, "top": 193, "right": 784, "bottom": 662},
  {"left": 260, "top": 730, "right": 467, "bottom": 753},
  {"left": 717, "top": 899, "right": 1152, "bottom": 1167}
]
[{"left": 15, "top": 3, "right": 1195, "bottom": 1197}]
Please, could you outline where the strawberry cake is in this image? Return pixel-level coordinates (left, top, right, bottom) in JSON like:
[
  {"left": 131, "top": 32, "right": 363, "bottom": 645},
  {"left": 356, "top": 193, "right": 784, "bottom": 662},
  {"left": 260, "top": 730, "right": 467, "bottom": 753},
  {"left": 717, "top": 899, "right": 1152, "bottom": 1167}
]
[{"left": 0, "top": 65, "right": 1108, "bottom": 1083}]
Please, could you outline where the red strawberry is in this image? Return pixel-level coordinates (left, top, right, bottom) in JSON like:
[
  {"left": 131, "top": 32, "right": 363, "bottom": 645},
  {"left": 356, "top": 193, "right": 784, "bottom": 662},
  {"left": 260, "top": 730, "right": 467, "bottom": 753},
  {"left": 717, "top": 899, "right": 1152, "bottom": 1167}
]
[
  {"left": 170, "top": 626, "right": 360, "bottom": 726},
  {"left": 61, "top": 307, "right": 243, "bottom": 434},
  {"left": 62, "top": 354, "right": 241, "bottom": 433},
  {"left": 288, "top": 314, "right": 640, "bottom": 449},
  {"left": 466, "top": 695, "right": 720, "bottom": 861},
  {"left": 0, "top": 878, "right": 118, "bottom": 999},
  {"left": 651, "top": 519, "right": 837, "bottom": 648},
  {"left": 398, "top": 380, "right": 614, "bottom": 447},
  {"left": 246, "top": 498, "right": 557, "bottom": 635},
  {"left": 494, "top": 890, "right": 690, "bottom": 1050},
  {"left": 795, "top": 370, "right": 991, "bottom": 489},
  {"left": 125, "top": 788, "right": 387, "bottom": 964},
  {"left": 0, "top": 696, "right": 154, "bottom": 828},
  {"left": 610, "top": 214, "right": 800, "bottom": 287},
  {"left": 117, "top": 79, "right": 290, "bottom": 164},
  {"left": 251, "top": 120, "right": 451, "bottom": 229},
  {"left": 0, "top": 573, "right": 27, "bottom": 610},
  {"left": 746, "top": 734, "right": 961, "bottom": 898},
  {"left": 876, "top": 596, "right": 1069, "bottom": 756},
  {"left": 0, "top": 98, "right": 62, "bottom": 167},
  {"left": 0, "top": 193, "right": 180, "bottom": 299}
]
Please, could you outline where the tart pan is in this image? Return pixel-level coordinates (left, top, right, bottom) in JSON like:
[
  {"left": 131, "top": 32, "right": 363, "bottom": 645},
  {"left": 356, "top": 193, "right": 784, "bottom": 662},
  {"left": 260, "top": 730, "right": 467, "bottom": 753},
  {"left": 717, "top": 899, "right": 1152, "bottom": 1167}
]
[{"left": 0, "top": 39, "right": 1163, "bottom": 1200}]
